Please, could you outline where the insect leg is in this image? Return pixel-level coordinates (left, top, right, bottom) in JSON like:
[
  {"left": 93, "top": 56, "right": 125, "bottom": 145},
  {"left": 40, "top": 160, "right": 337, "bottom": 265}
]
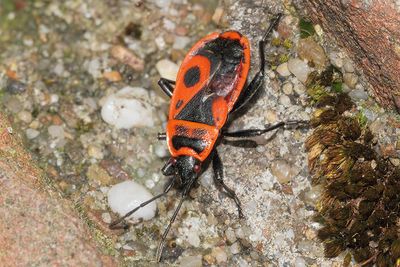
[
  {"left": 109, "top": 178, "right": 175, "bottom": 230},
  {"left": 212, "top": 150, "right": 244, "bottom": 218},
  {"left": 221, "top": 138, "right": 258, "bottom": 148},
  {"left": 222, "top": 120, "right": 309, "bottom": 138},
  {"left": 231, "top": 13, "right": 283, "bottom": 114},
  {"left": 158, "top": 132, "right": 166, "bottom": 140},
  {"left": 158, "top": 78, "right": 176, "bottom": 98}
]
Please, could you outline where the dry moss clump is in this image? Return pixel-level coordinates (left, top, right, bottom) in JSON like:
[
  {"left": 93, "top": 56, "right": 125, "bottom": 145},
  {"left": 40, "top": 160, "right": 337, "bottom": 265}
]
[{"left": 306, "top": 89, "right": 400, "bottom": 266}]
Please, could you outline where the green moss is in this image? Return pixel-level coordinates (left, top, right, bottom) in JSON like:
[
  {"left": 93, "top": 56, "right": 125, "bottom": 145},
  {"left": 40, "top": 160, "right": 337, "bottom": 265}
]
[
  {"left": 307, "top": 84, "right": 327, "bottom": 102},
  {"left": 356, "top": 111, "right": 368, "bottom": 128},
  {"left": 331, "top": 81, "right": 343, "bottom": 93},
  {"left": 279, "top": 54, "right": 289, "bottom": 63},
  {"left": 271, "top": 37, "right": 281, "bottom": 47},
  {"left": 282, "top": 38, "right": 293, "bottom": 49},
  {"left": 299, "top": 18, "right": 315, "bottom": 39}
]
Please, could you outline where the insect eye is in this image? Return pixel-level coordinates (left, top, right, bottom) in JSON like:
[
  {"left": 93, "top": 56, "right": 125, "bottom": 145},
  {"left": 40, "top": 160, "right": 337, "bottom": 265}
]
[
  {"left": 193, "top": 164, "right": 201, "bottom": 173},
  {"left": 171, "top": 158, "right": 177, "bottom": 164}
]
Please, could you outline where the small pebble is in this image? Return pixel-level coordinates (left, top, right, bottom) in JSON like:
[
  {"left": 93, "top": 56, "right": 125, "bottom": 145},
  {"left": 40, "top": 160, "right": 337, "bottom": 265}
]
[
  {"left": 270, "top": 159, "right": 295, "bottom": 184},
  {"left": 230, "top": 242, "right": 241, "bottom": 254},
  {"left": 264, "top": 110, "right": 278, "bottom": 123},
  {"left": 48, "top": 125, "right": 65, "bottom": 139},
  {"left": 26, "top": 128, "right": 40, "bottom": 139},
  {"left": 111, "top": 45, "right": 144, "bottom": 71},
  {"left": 156, "top": 59, "right": 179, "bottom": 80},
  {"left": 211, "top": 247, "right": 227, "bottom": 264},
  {"left": 348, "top": 88, "right": 368, "bottom": 101},
  {"left": 282, "top": 82, "right": 293, "bottom": 95},
  {"left": 154, "top": 143, "right": 168, "bottom": 158},
  {"left": 276, "top": 62, "right": 291, "bottom": 77},
  {"left": 87, "top": 144, "right": 104, "bottom": 160},
  {"left": 293, "top": 80, "right": 306, "bottom": 94},
  {"left": 103, "top": 71, "right": 122, "bottom": 82},
  {"left": 302, "top": 185, "right": 322, "bottom": 206},
  {"left": 101, "top": 86, "right": 155, "bottom": 129},
  {"left": 212, "top": 7, "right": 224, "bottom": 24},
  {"left": 287, "top": 58, "right": 310, "bottom": 83},
  {"left": 173, "top": 36, "right": 191, "bottom": 50},
  {"left": 225, "top": 228, "right": 237, "bottom": 243},
  {"left": 329, "top": 52, "right": 344, "bottom": 68},
  {"left": 4, "top": 96, "right": 22, "bottom": 113},
  {"left": 179, "top": 255, "right": 202, "bottom": 267},
  {"left": 18, "top": 110, "right": 32, "bottom": 123},
  {"left": 279, "top": 94, "right": 291, "bottom": 107},
  {"left": 6, "top": 78, "right": 26, "bottom": 94},
  {"left": 107, "top": 180, "right": 156, "bottom": 221},
  {"left": 297, "top": 37, "right": 327, "bottom": 69},
  {"left": 343, "top": 58, "right": 354, "bottom": 72},
  {"left": 343, "top": 73, "right": 358, "bottom": 89},
  {"left": 101, "top": 212, "right": 112, "bottom": 224}
]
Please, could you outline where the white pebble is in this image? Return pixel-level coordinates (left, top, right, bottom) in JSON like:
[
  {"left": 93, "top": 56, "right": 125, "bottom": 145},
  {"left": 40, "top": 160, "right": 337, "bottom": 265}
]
[
  {"left": 107, "top": 180, "right": 156, "bottom": 221},
  {"left": 154, "top": 143, "right": 168, "bottom": 158},
  {"left": 101, "top": 86, "right": 155, "bottom": 129},
  {"left": 288, "top": 58, "right": 310, "bottom": 83},
  {"left": 279, "top": 94, "right": 291, "bottom": 107},
  {"left": 156, "top": 59, "right": 179, "bottom": 81},
  {"left": 26, "top": 128, "right": 40, "bottom": 139},
  {"left": 276, "top": 62, "right": 291, "bottom": 77},
  {"left": 48, "top": 125, "right": 64, "bottom": 139}
]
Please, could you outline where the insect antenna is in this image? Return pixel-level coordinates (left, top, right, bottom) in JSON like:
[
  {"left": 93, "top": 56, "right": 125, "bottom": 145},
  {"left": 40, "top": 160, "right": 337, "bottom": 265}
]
[
  {"left": 156, "top": 177, "right": 196, "bottom": 262},
  {"left": 109, "top": 178, "right": 175, "bottom": 229},
  {"left": 156, "top": 193, "right": 185, "bottom": 262}
]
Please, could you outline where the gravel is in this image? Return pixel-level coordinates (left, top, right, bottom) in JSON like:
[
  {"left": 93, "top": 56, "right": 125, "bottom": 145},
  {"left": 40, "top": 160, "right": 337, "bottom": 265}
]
[{"left": 1, "top": 0, "right": 396, "bottom": 266}]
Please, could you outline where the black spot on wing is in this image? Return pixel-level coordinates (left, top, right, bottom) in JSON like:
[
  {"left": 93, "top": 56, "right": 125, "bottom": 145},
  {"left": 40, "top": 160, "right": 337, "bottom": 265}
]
[
  {"left": 184, "top": 66, "right": 200, "bottom": 88},
  {"left": 172, "top": 136, "right": 206, "bottom": 153}
]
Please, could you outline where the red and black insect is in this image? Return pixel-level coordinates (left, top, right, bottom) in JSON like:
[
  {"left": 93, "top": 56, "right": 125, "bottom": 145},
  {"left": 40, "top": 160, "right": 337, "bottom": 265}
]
[{"left": 111, "top": 14, "right": 305, "bottom": 261}]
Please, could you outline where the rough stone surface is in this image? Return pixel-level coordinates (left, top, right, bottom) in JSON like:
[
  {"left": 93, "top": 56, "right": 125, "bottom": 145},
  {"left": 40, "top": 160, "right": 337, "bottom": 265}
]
[
  {"left": 297, "top": 0, "right": 400, "bottom": 108},
  {"left": 0, "top": 114, "right": 115, "bottom": 266}
]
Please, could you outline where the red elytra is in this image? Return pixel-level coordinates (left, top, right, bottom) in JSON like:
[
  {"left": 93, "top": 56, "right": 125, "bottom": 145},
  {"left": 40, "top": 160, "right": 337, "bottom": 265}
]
[{"left": 167, "top": 31, "right": 251, "bottom": 162}]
